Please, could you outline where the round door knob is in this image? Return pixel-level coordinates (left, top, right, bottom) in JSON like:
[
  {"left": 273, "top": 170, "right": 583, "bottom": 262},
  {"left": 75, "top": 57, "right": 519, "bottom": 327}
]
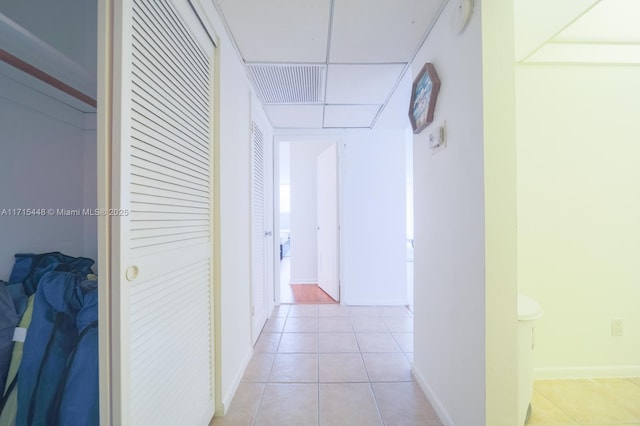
[{"left": 126, "top": 265, "right": 139, "bottom": 282}]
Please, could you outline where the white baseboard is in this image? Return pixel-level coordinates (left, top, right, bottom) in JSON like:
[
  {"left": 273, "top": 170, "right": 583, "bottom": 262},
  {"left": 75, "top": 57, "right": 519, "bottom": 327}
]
[
  {"left": 288, "top": 279, "right": 317, "bottom": 285},
  {"left": 344, "top": 298, "right": 409, "bottom": 306},
  {"left": 412, "top": 366, "right": 455, "bottom": 426},
  {"left": 534, "top": 365, "right": 640, "bottom": 380},
  {"left": 219, "top": 347, "right": 254, "bottom": 415}
]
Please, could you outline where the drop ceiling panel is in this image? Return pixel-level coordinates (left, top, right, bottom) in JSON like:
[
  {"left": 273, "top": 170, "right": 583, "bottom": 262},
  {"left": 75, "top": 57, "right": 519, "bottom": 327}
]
[
  {"left": 553, "top": 0, "right": 640, "bottom": 43},
  {"left": 323, "top": 104, "right": 381, "bottom": 128},
  {"left": 265, "top": 105, "right": 324, "bottom": 128},
  {"left": 325, "top": 64, "right": 405, "bottom": 104},
  {"left": 329, "top": 0, "right": 442, "bottom": 63},
  {"left": 216, "top": 0, "right": 330, "bottom": 62}
]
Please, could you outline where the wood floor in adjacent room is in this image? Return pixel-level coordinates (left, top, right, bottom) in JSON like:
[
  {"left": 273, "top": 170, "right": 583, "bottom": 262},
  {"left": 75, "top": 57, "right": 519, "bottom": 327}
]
[
  {"left": 283, "top": 284, "right": 337, "bottom": 304},
  {"left": 279, "top": 256, "right": 337, "bottom": 304}
]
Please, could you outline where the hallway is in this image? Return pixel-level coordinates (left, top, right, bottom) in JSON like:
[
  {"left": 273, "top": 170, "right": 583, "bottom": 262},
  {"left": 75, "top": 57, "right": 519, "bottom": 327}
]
[{"left": 212, "top": 304, "right": 440, "bottom": 425}]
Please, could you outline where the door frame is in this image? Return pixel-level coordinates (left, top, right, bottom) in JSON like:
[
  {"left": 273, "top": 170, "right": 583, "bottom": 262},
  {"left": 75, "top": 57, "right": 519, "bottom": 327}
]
[
  {"left": 250, "top": 97, "right": 275, "bottom": 343},
  {"left": 272, "top": 130, "right": 346, "bottom": 305}
]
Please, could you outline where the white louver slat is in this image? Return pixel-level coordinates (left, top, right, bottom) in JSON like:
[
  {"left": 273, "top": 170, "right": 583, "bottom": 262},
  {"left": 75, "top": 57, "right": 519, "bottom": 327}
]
[
  {"left": 111, "top": 0, "right": 215, "bottom": 424},
  {"left": 248, "top": 64, "right": 326, "bottom": 104},
  {"left": 130, "top": 0, "right": 210, "bottom": 255},
  {"left": 251, "top": 121, "right": 268, "bottom": 344}
]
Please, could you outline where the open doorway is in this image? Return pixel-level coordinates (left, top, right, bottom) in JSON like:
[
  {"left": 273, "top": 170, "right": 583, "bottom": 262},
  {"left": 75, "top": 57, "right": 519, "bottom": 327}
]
[{"left": 278, "top": 140, "right": 339, "bottom": 304}]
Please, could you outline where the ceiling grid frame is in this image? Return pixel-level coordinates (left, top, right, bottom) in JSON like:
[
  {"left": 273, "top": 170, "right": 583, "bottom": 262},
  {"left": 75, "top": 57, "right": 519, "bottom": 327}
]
[{"left": 214, "top": 0, "right": 451, "bottom": 129}]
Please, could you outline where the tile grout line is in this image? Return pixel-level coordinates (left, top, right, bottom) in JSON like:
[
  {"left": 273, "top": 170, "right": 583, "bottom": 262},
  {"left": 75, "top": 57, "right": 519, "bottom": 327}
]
[{"left": 245, "top": 305, "right": 420, "bottom": 425}]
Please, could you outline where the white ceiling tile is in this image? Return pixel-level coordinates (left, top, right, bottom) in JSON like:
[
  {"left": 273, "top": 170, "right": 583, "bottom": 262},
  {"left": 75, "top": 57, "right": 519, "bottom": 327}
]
[
  {"left": 323, "top": 105, "right": 381, "bottom": 128},
  {"left": 325, "top": 64, "right": 405, "bottom": 104},
  {"left": 265, "top": 105, "right": 324, "bottom": 128},
  {"left": 217, "top": 0, "right": 330, "bottom": 62},
  {"left": 329, "top": 0, "right": 443, "bottom": 63}
]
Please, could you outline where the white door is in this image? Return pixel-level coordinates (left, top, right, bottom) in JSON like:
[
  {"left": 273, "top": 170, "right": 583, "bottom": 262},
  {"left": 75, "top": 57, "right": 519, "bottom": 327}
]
[
  {"left": 104, "top": 0, "right": 215, "bottom": 424},
  {"left": 317, "top": 143, "right": 339, "bottom": 301},
  {"left": 251, "top": 119, "right": 271, "bottom": 344}
]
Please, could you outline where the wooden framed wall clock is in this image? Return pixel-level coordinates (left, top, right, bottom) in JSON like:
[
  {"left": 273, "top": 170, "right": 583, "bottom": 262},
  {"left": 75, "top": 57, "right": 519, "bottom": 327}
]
[{"left": 409, "top": 63, "right": 441, "bottom": 134}]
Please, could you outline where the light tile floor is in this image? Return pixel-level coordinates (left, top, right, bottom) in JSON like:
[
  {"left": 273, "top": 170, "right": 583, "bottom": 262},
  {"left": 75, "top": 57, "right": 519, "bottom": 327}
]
[
  {"left": 527, "top": 378, "right": 640, "bottom": 426},
  {"left": 212, "top": 304, "right": 442, "bottom": 426}
]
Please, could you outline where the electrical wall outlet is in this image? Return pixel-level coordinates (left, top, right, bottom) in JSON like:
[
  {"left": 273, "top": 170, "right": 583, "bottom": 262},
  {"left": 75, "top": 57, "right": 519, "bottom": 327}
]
[{"left": 611, "top": 319, "right": 623, "bottom": 337}]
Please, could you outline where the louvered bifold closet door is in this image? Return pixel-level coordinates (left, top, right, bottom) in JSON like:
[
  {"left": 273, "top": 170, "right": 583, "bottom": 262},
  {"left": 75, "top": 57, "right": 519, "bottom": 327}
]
[
  {"left": 251, "top": 121, "right": 268, "bottom": 344},
  {"left": 112, "top": 0, "right": 215, "bottom": 424}
]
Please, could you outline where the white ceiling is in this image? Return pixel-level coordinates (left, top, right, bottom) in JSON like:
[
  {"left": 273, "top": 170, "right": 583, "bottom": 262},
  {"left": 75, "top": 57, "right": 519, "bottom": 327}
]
[
  {"left": 214, "top": 0, "right": 445, "bottom": 129},
  {"left": 515, "top": 0, "right": 640, "bottom": 64}
]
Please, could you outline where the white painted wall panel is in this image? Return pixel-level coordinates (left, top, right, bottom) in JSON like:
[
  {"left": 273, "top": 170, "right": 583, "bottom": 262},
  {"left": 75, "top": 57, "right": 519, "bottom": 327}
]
[
  {"left": 0, "top": 85, "right": 90, "bottom": 279},
  {"left": 341, "top": 128, "right": 407, "bottom": 305},
  {"left": 410, "top": 0, "right": 489, "bottom": 424}
]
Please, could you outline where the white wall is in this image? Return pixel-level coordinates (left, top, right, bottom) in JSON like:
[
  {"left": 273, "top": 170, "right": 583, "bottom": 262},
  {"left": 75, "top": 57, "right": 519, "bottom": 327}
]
[
  {"left": 341, "top": 128, "right": 407, "bottom": 305},
  {"left": 0, "top": 77, "right": 95, "bottom": 278},
  {"left": 217, "top": 38, "right": 253, "bottom": 413},
  {"left": 0, "top": 0, "right": 97, "bottom": 76},
  {"left": 289, "top": 141, "right": 331, "bottom": 284},
  {"left": 516, "top": 64, "right": 640, "bottom": 378},
  {"left": 411, "top": 0, "right": 491, "bottom": 424},
  {"left": 279, "top": 142, "right": 290, "bottom": 231},
  {"left": 197, "top": 2, "right": 274, "bottom": 414}
]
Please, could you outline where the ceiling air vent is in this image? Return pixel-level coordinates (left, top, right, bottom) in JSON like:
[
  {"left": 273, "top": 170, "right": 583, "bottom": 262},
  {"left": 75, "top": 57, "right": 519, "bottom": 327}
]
[{"left": 247, "top": 64, "right": 326, "bottom": 104}]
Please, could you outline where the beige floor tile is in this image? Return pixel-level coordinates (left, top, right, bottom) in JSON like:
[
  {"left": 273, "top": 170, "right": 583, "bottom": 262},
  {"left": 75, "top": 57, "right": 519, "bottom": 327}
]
[
  {"left": 277, "top": 332, "right": 318, "bottom": 353},
  {"left": 347, "top": 306, "right": 379, "bottom": 317},
  {"left": 629, "top": 378, "right": 640, "bottom": 388},
  {"left": 254, "top": 333, "right": 281, "bottom": 353},
  {"left": 284, "top": 317, "right": 319, "bottom": 333},
  {"left": 363, "top": 353, "right": 413, "bottom": 382},
  {"left": 254, "top": 383, "right": 318, "bottom": 426},
  {"left": 319, "top": 317, "right": 353, "bottom": 332},
  {"left": 210, "top": 383, "right": 264, "bottom": 426},
  {"left": 262, "top": 317, "right": 286, "bottom": 333},
  {"left": 242, "top": 354, "right": 275, "bottom": 383},
  {"left": 535, "top": 379, "right": 637, "bottom": 424},
  {"left": 319, "top": 383, "right": 383, "bottom": 426},
  {"left": 377, "top": 306, "right": 412, "bottom": 317},
  {"left": 319, "top": 353, "right": 369, "bottom": 383},
  {"left": 319, "top": 333, "right": 359, "bottom": 353},
  {"left": 392, "top": 332, "right": 414, "bottom": 353},
  {"left": 383, "top": 317, "right": 414, "bottom": 332},
  {"left": 356, "top": 332, "right": 402, "bottom": 353},
  {"left": 351, "top": 317, "right": 388, "bottom": 332},
  {"left": 318, "top": 304, "right": 350, "bottom": 317},
  {"left": 373, "top": 382, "right": 442, "bottom": 426},
  {"left": 268, "top": 353, "right": 318, "bottom": 382},
  {"left": 271, "top": 305, "right": 290, "bottom": 317},
  {"left": 288, "top": 304, "right": 319, "bottom": 317},
  {"left": 526, "top": 390, "right": 575, "bottom": 425}
]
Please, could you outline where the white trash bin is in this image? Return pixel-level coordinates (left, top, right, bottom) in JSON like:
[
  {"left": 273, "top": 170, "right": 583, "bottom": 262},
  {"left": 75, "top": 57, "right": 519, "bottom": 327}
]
[{"left": 518, "top": 294, "right": 543, "bottom": 425}]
